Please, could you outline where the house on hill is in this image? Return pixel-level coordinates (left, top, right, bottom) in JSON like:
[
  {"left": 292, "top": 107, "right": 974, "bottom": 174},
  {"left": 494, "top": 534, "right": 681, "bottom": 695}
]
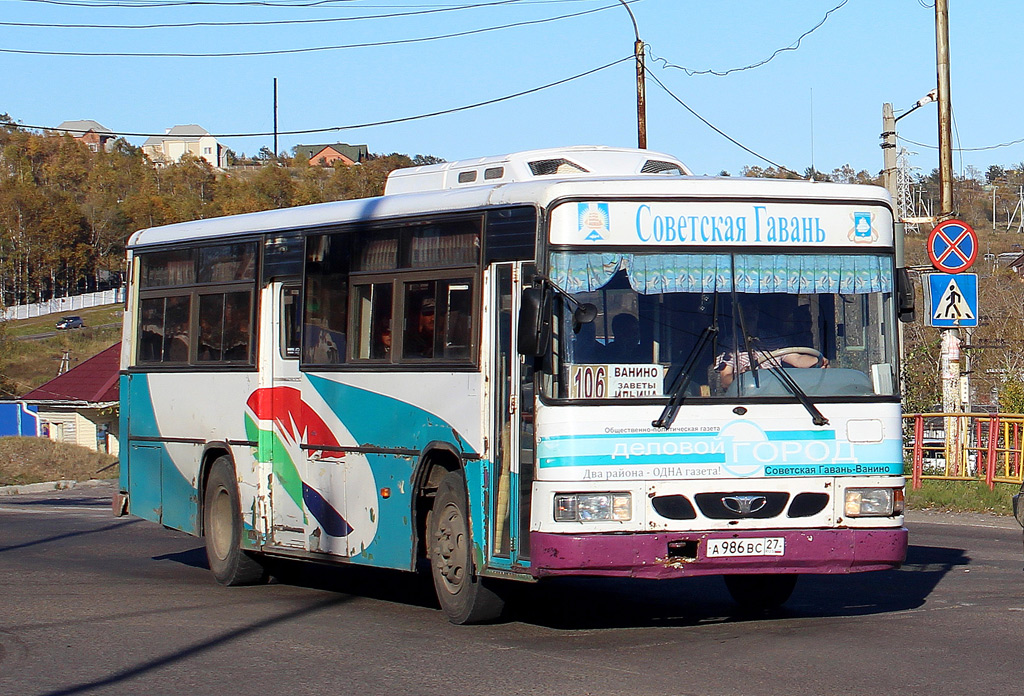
[
  {"left": 142, "top": 124, "right": 228, "bottom": 168},
  {"left": 20, "top": 343, "right": 120, "bottom": 455},
  {"left": 294, "top": 143, "right": 369, "bottom": 167},
  {"left": 54, "top": 120, "right": 117, "bottom": 153}
]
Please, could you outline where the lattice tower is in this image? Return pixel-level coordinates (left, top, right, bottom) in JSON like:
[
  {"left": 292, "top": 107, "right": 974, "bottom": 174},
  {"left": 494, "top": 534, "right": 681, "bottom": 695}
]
[{"left": 896, "top": 147, "right": 918, "bottom": 233}]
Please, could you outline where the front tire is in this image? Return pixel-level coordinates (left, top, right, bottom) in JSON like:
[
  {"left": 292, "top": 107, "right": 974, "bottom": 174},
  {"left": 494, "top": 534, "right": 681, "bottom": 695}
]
[
  {"left": 429, "top": 471, "right": 504, "bottom": 624},
  {"left": 724, "top": 573, "right": 797, "bottom": 612},
  {"left": 203, "top": 456, "right": 268, "bottom": 586}
]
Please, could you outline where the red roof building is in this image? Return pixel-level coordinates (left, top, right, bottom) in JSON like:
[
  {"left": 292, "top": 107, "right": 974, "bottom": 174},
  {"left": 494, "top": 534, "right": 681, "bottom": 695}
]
[{"left": 20, "top": 343, "right": 120, "bottom": 454}]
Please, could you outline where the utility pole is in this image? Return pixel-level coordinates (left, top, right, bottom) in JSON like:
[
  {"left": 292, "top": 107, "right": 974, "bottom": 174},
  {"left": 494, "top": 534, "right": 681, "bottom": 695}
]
[
  {"left": 935, "top": 0, "right": 958, "bottom": 414},
  {"left": 273, "top": 77, "right": 279, "bottom": 159},
  {"left": 882, "top": 103, "right": 897, "bottom": 203},
  {"left": 936, "top": 0, "right": 954, "bottom": 222},
  {"left": 616, "top": 0, "right": 646, "bottom": 149},
  {"left": 934, "top": 0, "right": 965, "bottom": 471}
]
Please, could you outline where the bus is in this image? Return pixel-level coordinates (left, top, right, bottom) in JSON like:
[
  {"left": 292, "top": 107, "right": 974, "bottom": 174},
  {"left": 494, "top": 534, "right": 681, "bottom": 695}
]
[{"left": 115, "top": 146, "right": 912, "bottom": 623}]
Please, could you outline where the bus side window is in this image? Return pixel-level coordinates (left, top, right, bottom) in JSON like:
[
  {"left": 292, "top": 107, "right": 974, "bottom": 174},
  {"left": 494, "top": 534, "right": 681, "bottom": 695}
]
[
  {"left": 353, "top": 282, "right": 394, "bottom": 360},
  {"left": 401, "top": 279, "right": 474, "bottom": 361},
  {"left": 444, "top": 282, "right": 472, "bottom": 359},
  {"left": 403, "top": 282, "right": 437, "bottom": 359},
  {"left": 281, "top": 285, "right": 301, "bottom": 359},
  {"left": 303, "top": 234, "right": 349, "bottom": 365}
]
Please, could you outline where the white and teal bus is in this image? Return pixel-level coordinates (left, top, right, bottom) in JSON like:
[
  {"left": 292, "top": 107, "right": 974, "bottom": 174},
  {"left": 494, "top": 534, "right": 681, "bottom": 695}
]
[{"left": 116, "top": 146, "right": 911, "bottom": 623}]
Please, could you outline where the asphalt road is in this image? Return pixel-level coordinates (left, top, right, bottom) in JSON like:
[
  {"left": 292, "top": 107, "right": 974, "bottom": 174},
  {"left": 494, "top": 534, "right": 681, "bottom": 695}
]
[{"left": 2, "top": 480, "right": 1022, "bottom": 696}]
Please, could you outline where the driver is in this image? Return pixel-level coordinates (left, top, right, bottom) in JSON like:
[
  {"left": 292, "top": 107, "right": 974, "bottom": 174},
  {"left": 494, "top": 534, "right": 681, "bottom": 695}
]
[{"left": 715, "top": 295, "right": 828, "bottom": 388}]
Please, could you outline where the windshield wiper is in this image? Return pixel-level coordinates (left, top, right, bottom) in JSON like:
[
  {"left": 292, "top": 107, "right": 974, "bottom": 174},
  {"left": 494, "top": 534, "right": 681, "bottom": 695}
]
[
  {"left": 653, "top": 322, "right": 718, "bottom": 429},
  {"left": 749, "top": 339, "right": 829, "bottom": 427}
]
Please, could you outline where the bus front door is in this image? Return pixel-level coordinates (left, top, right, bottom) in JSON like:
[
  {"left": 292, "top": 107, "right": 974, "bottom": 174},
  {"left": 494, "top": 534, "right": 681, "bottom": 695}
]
[
  {"left": 257, "top": 282, "right": 306, "bottom": 550},
  {"left": 490, "top": 262, "right": 535, "bottom": 569}
]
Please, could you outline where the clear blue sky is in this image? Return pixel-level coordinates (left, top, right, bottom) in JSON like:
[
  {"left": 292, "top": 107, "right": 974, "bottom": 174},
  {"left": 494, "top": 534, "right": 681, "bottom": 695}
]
[{"left": 2, "top": 0, "right": 1018, "bottom": 179}]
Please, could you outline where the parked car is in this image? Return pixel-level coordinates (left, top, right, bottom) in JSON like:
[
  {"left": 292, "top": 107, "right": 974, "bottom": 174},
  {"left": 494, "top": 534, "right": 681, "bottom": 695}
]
[{"left": 55, "top": 316, "right": 84, "bottom": 330}]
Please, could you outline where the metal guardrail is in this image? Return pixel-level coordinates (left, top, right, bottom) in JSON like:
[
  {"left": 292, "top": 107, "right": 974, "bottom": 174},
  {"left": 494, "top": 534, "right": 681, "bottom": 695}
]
[{"left": 903, "top": 413, "right": 1024, "bottom": 490}]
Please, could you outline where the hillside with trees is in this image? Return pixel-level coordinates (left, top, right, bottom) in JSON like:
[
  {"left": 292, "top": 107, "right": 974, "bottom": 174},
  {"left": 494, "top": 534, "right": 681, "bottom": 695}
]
[
  {"left": 0, "top": 114, "right": 438, "bottom": 307},
  {"left": 2, "top": 112, "right": 1024, "bottom": 411}
]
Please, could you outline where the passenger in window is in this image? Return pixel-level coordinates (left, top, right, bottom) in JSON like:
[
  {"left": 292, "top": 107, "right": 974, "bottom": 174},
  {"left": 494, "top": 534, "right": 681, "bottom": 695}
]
[
  {"left": 405, "top": 296, "right": 436, "bottom": 358},
  {"left": 603, "top": 313, "right": 646, "bottom": 363},
  {"left": 572, "top": 321, "right": 603, "bottom": 363},
  {"left": 373, "top": 325, "right": 392, "bottom": 359}
]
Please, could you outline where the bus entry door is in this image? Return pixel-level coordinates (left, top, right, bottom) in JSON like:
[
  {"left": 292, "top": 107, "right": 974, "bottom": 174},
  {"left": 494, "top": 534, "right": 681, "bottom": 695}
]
[
  {"left": 490, "top": 263, "right": 535, "bottom": 568},
  {"left": 257, "top": 282, "right": 306, "bottom": 550}
]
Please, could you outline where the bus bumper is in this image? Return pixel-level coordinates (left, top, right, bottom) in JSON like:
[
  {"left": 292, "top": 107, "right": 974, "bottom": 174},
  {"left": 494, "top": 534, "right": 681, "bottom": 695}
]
[{"left": 531, "top": 527, "right": 908, "bottom": 579}]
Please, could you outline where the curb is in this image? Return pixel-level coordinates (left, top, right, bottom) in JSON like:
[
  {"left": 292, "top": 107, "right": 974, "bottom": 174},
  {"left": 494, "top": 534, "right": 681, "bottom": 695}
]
[{"left": 0, "top": 479, "right": 78, "bottom": 496}]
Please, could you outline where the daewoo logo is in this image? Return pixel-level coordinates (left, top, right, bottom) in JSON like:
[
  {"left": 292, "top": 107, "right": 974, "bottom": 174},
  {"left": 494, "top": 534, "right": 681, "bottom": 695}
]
[{"left": 721, "top": 495, "right": 768, "bottom": 515}]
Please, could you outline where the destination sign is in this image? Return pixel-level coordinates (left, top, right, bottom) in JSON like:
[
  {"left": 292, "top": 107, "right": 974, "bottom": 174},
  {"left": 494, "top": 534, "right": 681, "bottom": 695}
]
[{"left": 550, "top": 201, "right": 893, "bottom": 247}]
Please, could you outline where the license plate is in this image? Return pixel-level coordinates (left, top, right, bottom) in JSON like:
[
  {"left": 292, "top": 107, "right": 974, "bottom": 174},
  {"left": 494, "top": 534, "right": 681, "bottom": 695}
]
[{"left": 706, "top": 537, "right": 785, "bottom": 558}]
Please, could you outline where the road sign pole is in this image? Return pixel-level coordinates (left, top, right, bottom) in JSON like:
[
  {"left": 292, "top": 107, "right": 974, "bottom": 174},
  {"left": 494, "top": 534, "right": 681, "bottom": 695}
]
[
  {"left": 926, "top": 220, "right": 977, "bottom": 418},
  {"left": 940, "top": 329, "right": 962, "bottom": 472}
]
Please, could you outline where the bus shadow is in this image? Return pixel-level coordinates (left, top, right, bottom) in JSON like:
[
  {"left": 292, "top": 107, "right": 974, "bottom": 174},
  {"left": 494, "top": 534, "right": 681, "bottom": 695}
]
[
  {"left": 506, "top": 543, "right": 968, "bottom": 630},
  {"left": 155, "top": 548, "right": 442, "bottom": 611},
  {"left": 154, "top": 543, "right": 966, "bottom": 629},
  {"left": 266, "top": 557, "right": 441, "bottom": 611}
]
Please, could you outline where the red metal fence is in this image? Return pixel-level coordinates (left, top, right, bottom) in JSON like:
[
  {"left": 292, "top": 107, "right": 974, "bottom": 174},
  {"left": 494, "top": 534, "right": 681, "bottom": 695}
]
[{"left": 903, "top": 413, "right": 1024, "bottom": 489}]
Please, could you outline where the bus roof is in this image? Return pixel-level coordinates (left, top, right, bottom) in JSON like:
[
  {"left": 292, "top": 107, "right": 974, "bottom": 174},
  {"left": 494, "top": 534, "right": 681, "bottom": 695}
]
[
  {"left": 127, "top": 148, "right": 892, "bottom": 249},
  {"left": 382, "top": 145, "right": 691, "bottom": 194}
]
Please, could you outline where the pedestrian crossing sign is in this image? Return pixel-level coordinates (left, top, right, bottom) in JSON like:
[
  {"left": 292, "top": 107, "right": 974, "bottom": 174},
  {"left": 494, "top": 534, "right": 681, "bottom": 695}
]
[{"left": 925, "top": 273, "right": 978, "bottom": 327}]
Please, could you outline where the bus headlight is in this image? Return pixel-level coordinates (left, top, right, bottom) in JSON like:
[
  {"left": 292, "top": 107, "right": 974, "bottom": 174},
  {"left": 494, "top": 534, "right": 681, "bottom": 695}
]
[
  {"left": 844, "top": 488, "right": 904, "bottom": 517},
  {"left": 554, "top": 493, "right": 632, "bottom": 522}
]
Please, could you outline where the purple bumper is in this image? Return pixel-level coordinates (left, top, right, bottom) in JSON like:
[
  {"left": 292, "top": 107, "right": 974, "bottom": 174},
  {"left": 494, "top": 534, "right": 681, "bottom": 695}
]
[{"left": 531, "top": 527, "right": 908, "bottom": 579}]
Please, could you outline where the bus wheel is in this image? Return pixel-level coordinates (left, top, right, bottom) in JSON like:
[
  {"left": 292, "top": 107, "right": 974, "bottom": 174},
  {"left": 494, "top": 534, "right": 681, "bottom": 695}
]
[
  {"left": 724, "top": 573, "right": 797, "bottom": 612},
  {"left": 429, "top": 471, "right": 504, "bottom": 624},
  {"left": 203, "top": 456, "right": 268, "bottom": 586}
]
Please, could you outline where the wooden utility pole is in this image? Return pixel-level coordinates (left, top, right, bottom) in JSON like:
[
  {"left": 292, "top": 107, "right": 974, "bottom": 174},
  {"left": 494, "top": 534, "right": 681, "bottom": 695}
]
[
  {"left": 934, "top": 0, "right": 963, "bottom": 465},
  {"left": 935, "top": 0, "right": 954, "bottom": 219},
  {"left": 616, "top": 0, "right": 647, "bottom": 149}
]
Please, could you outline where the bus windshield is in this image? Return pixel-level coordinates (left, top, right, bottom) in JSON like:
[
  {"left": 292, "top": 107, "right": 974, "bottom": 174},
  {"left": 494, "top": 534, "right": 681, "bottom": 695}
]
[{"left": 547, "top": 250, "right": 897, "bottom": 401}]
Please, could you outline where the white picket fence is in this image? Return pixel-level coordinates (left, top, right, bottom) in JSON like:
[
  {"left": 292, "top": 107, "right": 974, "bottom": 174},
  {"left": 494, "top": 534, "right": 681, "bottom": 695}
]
[{"left": 3, "top": 288, "right": 125, "bottom": 321}]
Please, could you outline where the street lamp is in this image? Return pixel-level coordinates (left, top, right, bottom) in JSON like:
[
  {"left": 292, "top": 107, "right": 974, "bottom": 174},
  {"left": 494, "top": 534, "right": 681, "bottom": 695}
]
[
  {"left": 881, "top": 90, "right": 937, "bottom": 207},
  {"left": 616, "top": 0, "right": 647, "bottom": 149},
  {"left": 895, "top": 89, "right": 937, "bottom": 124}
]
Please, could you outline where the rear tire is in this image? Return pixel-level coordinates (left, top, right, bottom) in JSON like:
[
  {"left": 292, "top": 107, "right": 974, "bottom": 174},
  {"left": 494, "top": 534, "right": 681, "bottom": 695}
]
[
  {"left": 203, "top": 456, "right": 268, "bottom": 586},
  {"left": 724, "top": 573, "right": 797, "bottom": 612},
  {"left": 429, "top": 471, "right": 504, "bottom": 624}
]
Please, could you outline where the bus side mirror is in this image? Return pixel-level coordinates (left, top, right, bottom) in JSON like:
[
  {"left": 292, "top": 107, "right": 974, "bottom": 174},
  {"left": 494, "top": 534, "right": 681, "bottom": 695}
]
[
  {"left": 518, "top": 286, "right": 551, "bottom": 356},
  {"left": 897, "top": 268, "right": 915, "bottom": 323}
]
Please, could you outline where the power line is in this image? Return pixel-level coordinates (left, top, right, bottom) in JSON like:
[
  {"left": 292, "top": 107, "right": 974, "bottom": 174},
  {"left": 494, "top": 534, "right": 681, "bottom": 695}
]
[
  {"left": 7, "top": 0, "right": 595, "bottom": 10},
  {"left": 11, "top": 56, "right": 632, "bottom": 138},
  {"left": 0, "top": 0, "right": 600, "bottom": 27},
  {"left": 898, "top": 134, "right": 1024, "bottom": 153},
  {"left": 0, "top": 0, "right": 526, "bottom": 29},
  {"left": 0, "top": 1, "right": 620, "bottom": 56},
  {"left": 647, "top": 0, "right": 848, "bottom": 77},
  {"left": 644, "top": 69, "right": 797, "bottom": 174}
]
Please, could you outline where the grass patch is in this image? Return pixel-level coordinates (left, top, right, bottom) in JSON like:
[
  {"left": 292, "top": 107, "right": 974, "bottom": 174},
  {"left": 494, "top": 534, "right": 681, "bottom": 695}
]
[
  {"left": 4, "top": 305, "right": 123, "bottom": 338},
  {"left": 1, "top": 305, "right": 123, "bottom": 395},
  {"left": 906, "top": 478, "right": 1018, "bottom": 516},
  {"left": 0, "top": 436, "right": 118, "bottom": 486}
]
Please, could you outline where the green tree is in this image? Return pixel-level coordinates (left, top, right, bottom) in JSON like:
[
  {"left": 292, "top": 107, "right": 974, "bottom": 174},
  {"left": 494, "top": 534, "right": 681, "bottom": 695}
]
[
  {"left": 999, "top": 381, "right": 1024, "bottom": 414},
  {"left": 157, "top": 154, "right": 216, "bottom": 222}
]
